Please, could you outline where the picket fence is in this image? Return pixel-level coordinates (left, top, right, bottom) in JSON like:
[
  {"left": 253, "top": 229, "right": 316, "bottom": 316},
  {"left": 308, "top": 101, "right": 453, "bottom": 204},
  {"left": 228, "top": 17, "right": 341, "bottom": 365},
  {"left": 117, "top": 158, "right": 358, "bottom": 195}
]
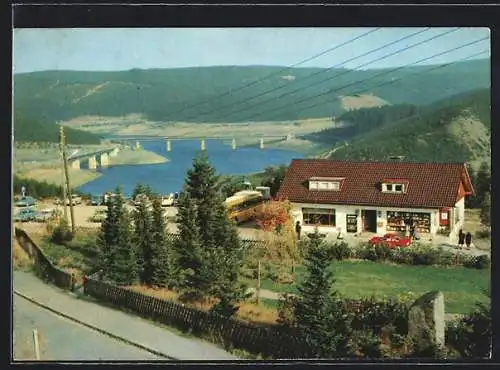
[
  {"left": 15, "top": 228, "right": 75, "bottom": 290},
  {"left": 83, "top": 276, "right": 305, "bottom": 358}
]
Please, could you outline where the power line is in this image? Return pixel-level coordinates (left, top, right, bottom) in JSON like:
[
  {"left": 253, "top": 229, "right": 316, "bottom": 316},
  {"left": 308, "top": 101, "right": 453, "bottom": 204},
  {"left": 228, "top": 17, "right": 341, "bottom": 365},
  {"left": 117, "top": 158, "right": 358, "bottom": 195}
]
[
  {"left": 183, "top": 27, "right": 433, "bottom": 123},
  {"left": 219, "top": 27, "right": 460, "bottom": 123},
  {"left": 273, "top": 48, "right": 490, "bottom": 124},
  {"left": 236, "top": 33, "right": 487, "bottom": 123},
  {"left": 163, "top": 28, "right": 382, "bottom": 120}
]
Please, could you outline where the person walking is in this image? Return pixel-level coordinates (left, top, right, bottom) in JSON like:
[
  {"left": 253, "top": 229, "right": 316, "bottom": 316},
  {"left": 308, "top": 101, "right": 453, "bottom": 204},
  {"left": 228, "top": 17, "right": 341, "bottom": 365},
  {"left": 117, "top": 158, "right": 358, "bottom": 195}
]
[
  {"left": 295, "top": 221, "right": 302, "bottom": 240},
  {"left": 458, "top": 230, "right": 465, "bottom": 250},
  {"left": 465, "top": 232, "right": 472, "bottom": 250}
]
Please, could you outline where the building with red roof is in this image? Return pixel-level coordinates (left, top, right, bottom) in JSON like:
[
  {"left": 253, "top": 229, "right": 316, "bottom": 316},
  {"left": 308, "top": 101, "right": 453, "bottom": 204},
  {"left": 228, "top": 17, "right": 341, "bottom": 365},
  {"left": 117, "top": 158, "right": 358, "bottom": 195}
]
[{"left": 276, "top": 159, "right": 474, "bottom": 237}]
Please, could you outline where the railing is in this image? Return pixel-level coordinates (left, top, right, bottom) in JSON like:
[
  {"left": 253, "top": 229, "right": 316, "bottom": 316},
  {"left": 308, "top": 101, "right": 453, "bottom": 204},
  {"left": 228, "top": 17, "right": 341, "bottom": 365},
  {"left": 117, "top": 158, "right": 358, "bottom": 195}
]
[{"left": 14, "top": 228, "right": 75, "bottom": 291}]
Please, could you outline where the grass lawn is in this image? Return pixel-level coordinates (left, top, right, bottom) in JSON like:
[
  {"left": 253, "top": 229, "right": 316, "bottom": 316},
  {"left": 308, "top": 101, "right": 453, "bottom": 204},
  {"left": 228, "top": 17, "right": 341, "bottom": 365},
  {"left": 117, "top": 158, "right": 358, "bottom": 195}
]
[{"left": 256, "top": 260, "right": 490, "bottom": 315}]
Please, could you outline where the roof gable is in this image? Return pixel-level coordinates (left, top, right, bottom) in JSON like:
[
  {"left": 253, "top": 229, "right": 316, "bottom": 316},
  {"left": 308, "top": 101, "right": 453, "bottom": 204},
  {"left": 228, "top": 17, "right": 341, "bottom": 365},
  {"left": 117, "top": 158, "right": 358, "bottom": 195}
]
[{"left": 277, "top": 159, "right": 469, "bottom": 208}]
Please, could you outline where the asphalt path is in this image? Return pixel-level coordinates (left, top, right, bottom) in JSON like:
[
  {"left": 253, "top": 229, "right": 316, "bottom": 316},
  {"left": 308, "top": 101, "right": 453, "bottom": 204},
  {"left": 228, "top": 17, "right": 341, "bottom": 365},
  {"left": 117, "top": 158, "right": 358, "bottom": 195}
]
[{"left": 13, "top": 294, "right": 164, "bottom": 361}]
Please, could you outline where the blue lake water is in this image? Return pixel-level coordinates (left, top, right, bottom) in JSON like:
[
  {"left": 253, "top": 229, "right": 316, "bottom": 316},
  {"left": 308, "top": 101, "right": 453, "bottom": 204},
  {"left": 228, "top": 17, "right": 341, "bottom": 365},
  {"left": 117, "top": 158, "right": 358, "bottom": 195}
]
[{"left": 77, "top": 139, "right": 303, "bottom": 195}]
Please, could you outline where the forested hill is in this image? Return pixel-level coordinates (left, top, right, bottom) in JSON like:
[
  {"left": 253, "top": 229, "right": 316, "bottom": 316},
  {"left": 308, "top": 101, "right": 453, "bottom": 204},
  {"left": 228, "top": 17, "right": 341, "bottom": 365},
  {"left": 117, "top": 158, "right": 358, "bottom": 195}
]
[
  {"left": 14, "top": 110, "right": 102, "bottom": 144},
  {"left": 13, "top": 59, "right": 489, "bottom": 123},
  {"left": 320, "top": 88, "right": 490, "bottom": 164}
]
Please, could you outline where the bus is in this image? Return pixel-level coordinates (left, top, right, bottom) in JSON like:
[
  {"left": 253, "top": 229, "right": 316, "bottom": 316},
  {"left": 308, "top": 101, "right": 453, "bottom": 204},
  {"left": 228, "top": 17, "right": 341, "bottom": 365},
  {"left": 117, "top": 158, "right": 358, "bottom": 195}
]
[{"left": 224, "top": 189, "right": 269, "bottom": 224}]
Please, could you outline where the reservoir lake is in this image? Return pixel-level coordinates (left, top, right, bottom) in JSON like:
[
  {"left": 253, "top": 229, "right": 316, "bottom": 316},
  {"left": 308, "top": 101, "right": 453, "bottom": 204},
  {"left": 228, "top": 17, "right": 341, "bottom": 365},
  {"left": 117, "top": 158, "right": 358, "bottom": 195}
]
[{"left": 77, "top": 139, "right": 303, "bottom": 195}]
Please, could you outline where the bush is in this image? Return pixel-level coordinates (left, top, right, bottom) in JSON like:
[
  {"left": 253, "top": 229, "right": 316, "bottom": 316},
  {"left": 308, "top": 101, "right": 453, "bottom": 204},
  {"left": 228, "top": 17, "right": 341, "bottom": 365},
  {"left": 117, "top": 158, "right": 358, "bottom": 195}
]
[
  {"left": 463, "top": 255, "right": 490, "bottom": 270},
  {"left": 330, "top": 241, "right": 353, "bottom": 261},
  {"left": 276, "top": 271, "right": 295, "bottom": 285},
  {"left": 355, "top": 244, "right": 378, "bottom": 261},
  {"left": 50, "top": 222, "right": 74, "bottom": 245},
  {"left": 373, "top": 245, "right": 392, "bottom": 261},
  {"left": 475, "top": 229, "right": 490, "bottom": 239},
  {"left": 411, "top": 246, "right": 441, "bottom": 266},
  {"left": 344, "top": 296, "right": 409, "bottom": 336},
  {"left": 388, "top": 247, "right": 413, "bottom": 265}
]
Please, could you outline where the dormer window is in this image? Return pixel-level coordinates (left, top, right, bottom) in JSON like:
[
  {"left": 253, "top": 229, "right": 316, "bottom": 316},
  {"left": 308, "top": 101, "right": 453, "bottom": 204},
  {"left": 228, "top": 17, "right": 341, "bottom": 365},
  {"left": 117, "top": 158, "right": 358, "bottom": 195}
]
[
  {"left": 381, "top": 179, "right": 408, "bottom": 194},
  {"left": 309, "top": 177, "right": 344, "bottom": 191}
]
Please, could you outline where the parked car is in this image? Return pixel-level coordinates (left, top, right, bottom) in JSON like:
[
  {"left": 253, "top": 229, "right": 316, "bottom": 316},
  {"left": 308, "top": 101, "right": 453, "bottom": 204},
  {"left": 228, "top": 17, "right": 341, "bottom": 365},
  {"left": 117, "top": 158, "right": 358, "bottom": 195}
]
[
  {"left": 14, "top": 207, "right": 37, "bottom": 222},
  {"left": 15, "top": 196, "right": 37, "bottom": 207},
  {"left": 88, "top": 209, "right": 107, "bottom": 223},
  {"left": 90, "top": 194, "right": 104, "bottom": 206},
  {"left": 368, "top": 233, "right": 412, "bottom": 249},
  {"left": 66, "top": 194, "right": 82, "bottom": 206},
  {"left": 161, "top": 193, "right": 175, "bottom": 207},
  {"left": 172, "top": 192, "right": 180, "bottom": 206},
  {"left": 34, "top": 208, "right": 57, "bottom": 222}
]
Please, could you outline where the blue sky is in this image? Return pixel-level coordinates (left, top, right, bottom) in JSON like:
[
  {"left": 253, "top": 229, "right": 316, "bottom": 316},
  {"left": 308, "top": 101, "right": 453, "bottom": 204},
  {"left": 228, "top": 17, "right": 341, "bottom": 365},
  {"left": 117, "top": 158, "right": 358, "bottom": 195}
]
[{"left": 13, "top": 27, "right": 490, "bottom": 74}]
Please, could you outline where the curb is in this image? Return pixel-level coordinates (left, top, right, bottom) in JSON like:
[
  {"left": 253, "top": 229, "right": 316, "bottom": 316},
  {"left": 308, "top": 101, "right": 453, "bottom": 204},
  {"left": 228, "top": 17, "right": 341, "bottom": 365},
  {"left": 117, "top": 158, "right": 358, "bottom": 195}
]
[{"left": 14, "top": 290, "right": 178, "bottom": 360}]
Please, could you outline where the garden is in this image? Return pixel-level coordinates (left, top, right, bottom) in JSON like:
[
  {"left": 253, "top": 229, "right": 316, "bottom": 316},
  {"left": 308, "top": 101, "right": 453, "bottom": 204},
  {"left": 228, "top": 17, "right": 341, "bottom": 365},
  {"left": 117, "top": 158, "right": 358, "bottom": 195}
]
[{"left": 22, "top": 152, "right": 491, "bottom": 359}]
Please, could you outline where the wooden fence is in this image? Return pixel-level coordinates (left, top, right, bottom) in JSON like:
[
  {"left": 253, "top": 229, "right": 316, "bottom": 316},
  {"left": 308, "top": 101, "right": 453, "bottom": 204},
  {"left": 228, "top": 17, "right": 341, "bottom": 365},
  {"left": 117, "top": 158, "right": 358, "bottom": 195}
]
[
  {"left": 15, "top": 228, "right": 75, "bottom": 291},
  {"left": 83, "top": 276, "right": 305, "bottom": 358}
]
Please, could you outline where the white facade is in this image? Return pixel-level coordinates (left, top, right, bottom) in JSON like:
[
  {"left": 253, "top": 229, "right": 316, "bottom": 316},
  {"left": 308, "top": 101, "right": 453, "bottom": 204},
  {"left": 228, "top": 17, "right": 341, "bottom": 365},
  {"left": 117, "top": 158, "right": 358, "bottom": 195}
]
[{"left": 291, "top": 198, "right": 466, "bottom": 237}]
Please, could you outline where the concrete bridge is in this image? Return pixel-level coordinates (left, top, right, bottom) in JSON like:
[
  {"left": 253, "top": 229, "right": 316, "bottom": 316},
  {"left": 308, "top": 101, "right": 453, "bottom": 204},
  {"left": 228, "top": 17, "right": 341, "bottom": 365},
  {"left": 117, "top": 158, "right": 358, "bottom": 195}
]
[
  {"left": 68, "top": 147, "right": 120, "bottom": 170},
  {"left": 109, "top": 134, "right": 295, "bottom": 152}
]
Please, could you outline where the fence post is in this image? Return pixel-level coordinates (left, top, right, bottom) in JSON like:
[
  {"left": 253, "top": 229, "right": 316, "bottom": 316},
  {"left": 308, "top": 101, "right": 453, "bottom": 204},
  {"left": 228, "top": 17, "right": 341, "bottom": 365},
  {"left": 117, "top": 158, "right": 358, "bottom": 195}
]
[{"left": 71, "top": 273, "right": 76, "bottom": 292}]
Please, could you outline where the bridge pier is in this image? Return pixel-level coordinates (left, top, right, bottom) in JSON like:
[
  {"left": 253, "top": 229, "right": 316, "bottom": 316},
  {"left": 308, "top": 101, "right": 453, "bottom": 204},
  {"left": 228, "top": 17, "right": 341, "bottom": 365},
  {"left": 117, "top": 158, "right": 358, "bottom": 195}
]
[
  {"left": 166, "top": 140, "right": 171, "bottom": 152},
  {"left": 201, "top": 139, "right": 206, "bottom": 151},
  {"left": 231, "top": 138, "right": 236, "bottom": 150},
  {"left": 260, "top": 138, "right": 264, "bottom": 150},
  {"left": 110, "top": 147, "right": 120, "bottom": 157},
  {"left": 99, "top": 152, "right": 110, "bottom": 167},
  {"left": 70, "top": 158, "right": 80, "bottom": 170},
  {"left": 88, "top": 155, "right": 97, "bottom": 170}
]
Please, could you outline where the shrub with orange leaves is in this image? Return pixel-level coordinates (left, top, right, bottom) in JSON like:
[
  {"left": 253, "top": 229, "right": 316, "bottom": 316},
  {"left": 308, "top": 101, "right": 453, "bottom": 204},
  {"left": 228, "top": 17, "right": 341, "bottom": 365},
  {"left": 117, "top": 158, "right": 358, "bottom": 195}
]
[{"left": 256, "top": 200, "right": 292, "bottom": 233}]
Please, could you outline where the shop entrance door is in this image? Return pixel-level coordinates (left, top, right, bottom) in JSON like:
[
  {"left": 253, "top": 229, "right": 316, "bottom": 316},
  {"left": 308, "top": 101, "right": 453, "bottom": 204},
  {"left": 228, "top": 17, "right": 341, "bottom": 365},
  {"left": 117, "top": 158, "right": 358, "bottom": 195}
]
[{"left": 362, "top": 210, "right": 377, "bottom": 232}]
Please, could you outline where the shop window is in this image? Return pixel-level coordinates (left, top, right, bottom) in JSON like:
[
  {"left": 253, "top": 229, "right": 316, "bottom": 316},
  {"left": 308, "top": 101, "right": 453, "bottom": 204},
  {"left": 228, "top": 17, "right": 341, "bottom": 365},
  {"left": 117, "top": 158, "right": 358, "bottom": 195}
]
[{"left": 302, "top": 208, "right": 336, "bottom": 227}]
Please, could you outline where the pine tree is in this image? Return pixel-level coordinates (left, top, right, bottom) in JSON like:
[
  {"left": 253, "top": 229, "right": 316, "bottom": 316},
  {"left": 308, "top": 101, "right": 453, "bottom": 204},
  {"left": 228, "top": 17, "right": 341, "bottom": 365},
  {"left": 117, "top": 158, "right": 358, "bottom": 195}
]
[
  {"left": 108, "top": 188, "right": 138, "bottom": 285},
  {"left": 175, "top": 192, "right": 209, "bottom": 300},
  {"left": 133, "top": 193, "right": 154, "bottom": 285},
  {"left": 184, "top": 152, "right": 221, "bottom": 248},
  {"left": 293, "top": 227, "right": 353, "bottom": 358},
  {"left": 150, "top": 195, "right": 172, "bottom": 287},
  {"left": 208, "top": 200, "right": 248, "bottom": 317},
  {"left": 480, "top": 191, "right": 491, "bottom": 228},
  {"left": 96, "top": 188, "right": 120, "bottom": 276},
  {"left": 475, "top": 161, "right": 491, "bottom": 205}
]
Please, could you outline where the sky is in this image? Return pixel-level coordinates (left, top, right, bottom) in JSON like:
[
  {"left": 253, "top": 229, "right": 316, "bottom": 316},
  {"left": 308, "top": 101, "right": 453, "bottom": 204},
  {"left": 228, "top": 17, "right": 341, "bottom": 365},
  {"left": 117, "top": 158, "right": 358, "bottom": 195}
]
[{"left": 13, "top": 27, "right": 490, "bottom": 74}]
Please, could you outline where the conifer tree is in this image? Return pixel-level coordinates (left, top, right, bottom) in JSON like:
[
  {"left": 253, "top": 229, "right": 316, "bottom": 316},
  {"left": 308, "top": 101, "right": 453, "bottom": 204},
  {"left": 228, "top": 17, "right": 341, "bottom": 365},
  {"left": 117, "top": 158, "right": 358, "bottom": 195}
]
[
  {"left": 293, "top": 227, "right": 353, "bottom": 358},
  {"left": 108, "top": 188, "right": 138, "bottom": 285},
  {"left": 175, "top": 192, "right": 210, "bottom": 299},
  {"left": 480, "top": 191, "right": 491, "bottom": 228},
  {"left": 181, "top": 152, "right": 246, "bottom": 308},
  {"left": 133, "top": 193, "right": 154, "bottom": 284},
  {"left": 475, "top": 161, "right": 491, "bottom": 205},
  {"left": 96, "top": 187, "right": 120, "bottom": 275},
  {"left": 184, "top": 152, "right": 220, "bottom": 248},
  {"left": 149, "top": 195, "right": 173, "bottom": 287}
]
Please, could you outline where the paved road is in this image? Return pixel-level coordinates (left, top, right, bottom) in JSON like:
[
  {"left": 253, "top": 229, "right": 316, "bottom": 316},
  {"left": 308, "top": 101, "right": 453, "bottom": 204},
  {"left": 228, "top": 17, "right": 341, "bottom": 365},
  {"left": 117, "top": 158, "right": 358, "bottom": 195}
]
[
  {"left": 13, "top": 271, "right": 238, "bottom": 361},
  {"left": 13, "top": 295, "right": 163, "bottom": 361}
]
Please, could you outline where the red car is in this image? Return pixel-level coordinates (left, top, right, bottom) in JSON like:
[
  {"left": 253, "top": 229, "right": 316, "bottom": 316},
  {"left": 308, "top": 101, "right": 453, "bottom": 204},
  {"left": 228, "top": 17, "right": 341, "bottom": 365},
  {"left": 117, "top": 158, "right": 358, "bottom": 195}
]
[{"left": 368, "top": 233, "right": 412, "bottom": 249}]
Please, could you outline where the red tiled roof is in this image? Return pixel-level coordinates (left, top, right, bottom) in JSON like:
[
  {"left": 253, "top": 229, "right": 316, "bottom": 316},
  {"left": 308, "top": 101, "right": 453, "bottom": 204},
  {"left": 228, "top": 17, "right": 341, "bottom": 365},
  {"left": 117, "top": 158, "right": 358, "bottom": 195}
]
[{"left": 277, "top": 159, "right": 473, "bottom": 209}]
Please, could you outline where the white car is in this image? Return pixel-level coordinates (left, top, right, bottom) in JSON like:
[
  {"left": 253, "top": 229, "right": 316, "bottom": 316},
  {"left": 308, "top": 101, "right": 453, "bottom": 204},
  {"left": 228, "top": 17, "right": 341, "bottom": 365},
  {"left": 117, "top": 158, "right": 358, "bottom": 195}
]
[
  {"left": 66, "top": 194, "right": 82, "bottom": 206},
  {"left": 161, "top": 193, "right": 174, "bottom": 207}
]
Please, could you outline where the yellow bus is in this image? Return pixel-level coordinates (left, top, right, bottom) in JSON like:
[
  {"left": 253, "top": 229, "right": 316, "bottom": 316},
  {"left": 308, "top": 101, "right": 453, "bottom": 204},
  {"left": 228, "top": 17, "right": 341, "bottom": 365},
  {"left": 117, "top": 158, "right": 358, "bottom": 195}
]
[{"left": 224, "top": 190, "right": 268, "bottom": 224}]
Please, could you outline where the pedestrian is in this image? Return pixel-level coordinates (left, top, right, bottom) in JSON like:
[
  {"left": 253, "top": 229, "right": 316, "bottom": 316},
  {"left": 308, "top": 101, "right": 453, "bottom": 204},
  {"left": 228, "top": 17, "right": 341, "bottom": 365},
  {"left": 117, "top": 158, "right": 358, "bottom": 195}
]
[
  {"left": 465, "top": 232, "right": 472, "bottom": 250},
  {"left": 458, "top": 230, "right": 465, "bottom": 250},
  {"left": 295, "top": 221, "right": 302, "bottom": 240}
]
